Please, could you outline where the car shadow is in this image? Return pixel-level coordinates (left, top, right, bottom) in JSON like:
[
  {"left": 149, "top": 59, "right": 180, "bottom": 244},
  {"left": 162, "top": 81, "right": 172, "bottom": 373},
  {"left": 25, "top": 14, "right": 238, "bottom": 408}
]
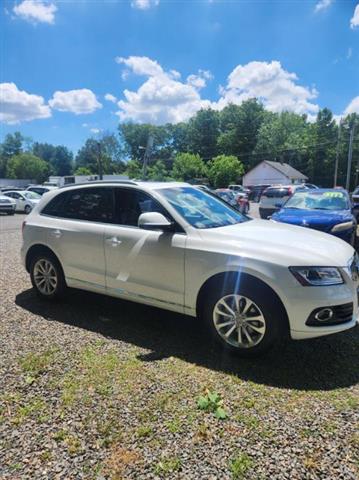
[{"left": 15, "top": 288, "right": 359, "bottom": 392}]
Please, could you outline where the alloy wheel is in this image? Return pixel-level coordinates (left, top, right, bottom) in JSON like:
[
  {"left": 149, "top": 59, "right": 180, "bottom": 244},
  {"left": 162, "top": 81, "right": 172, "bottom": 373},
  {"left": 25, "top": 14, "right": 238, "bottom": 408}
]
[
  {"left": 213, "top": 294, "right": 266, "bottom": 348},
  {"left": 33, "top": 259, "right": 58, "bottom": 296}
]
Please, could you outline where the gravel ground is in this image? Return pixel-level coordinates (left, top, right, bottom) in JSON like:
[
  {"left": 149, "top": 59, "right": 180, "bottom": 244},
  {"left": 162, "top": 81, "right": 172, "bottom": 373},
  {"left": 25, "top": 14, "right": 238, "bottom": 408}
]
[{"left": 0, "top": 213, "right": 358, "bottom": 480}]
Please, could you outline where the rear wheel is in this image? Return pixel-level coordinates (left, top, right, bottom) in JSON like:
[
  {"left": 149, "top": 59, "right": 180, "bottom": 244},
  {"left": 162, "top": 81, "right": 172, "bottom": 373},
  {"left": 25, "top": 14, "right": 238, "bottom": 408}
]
[
  {"left": 201, "top": 276, "right": 287, "bottom": 356},
  {"left": 30, "top": 252, "right": 66, "bottom": 300}
]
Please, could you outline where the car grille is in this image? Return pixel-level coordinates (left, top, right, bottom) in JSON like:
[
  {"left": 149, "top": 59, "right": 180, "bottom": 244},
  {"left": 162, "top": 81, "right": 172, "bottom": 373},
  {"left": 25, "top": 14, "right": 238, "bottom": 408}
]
[{"left": 308, "top": 223, "right": 332, "bottom": 233}]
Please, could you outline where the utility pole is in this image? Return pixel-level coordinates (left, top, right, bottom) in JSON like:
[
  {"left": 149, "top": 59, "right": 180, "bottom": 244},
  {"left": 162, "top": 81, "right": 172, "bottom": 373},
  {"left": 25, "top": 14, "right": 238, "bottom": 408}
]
[
  {"left": 333, "top": 120, "right": 342, "bottom": 187},
  {"left": 142, "top": 135, "right": 154, "bottom": 180},
  {"left": 97, "top": 141, "right": 103, "bottom": 180},
  {"left": 345, "top": 123, "right": 356, "bottom": 192}
]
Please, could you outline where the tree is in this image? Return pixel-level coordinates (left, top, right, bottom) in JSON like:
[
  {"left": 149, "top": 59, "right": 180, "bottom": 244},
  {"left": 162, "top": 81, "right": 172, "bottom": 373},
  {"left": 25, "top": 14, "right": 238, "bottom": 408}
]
[
  {"left": 0, "top": 132, "right": 24, "bottom": 177},
  {"left": 172, "top": 153, "right": 206, "bottom": 181},
  {"left": 187, "top": 108, "right": 220, "bottom": 161},
  {"left": 75, "top": 134, "right": 125, "bottom": 174},
  {"left": 208, "top": 155, "right": 244, "bottom": 188},
  {"left": 33, "top": 142, "right": 73, "bottom": 176},
  {"left": 125, "top": 159, "right": 142, "bottom": 179},
  {"left": 74, "top": 166, "right": 92, "bottom": 176},
  {"left": 6, "top": 153, "right": 49, "bottom": 183},
  {"left": 147, "top": 160, "right": 171, "bottom": 181}
]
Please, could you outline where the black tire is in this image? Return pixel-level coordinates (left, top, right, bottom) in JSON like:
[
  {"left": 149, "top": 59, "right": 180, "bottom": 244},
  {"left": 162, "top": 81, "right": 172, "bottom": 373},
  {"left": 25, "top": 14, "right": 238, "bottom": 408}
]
[
  {"left": 200, "top": 275, "right": 287, "bottom": 357},
  {"left": 24, "top": 205, "right": 31, "bottom": 214},
  {"left": 30, "top": 251, "right": 67, "bottom": 300}
]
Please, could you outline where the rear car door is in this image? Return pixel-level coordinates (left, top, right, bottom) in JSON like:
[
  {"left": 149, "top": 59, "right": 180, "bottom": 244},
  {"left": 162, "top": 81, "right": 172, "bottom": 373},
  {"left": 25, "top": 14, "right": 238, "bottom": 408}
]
[
  {"left": 41, "top": 187, "right": 113, "bottom": 291},
  {"left": 104, "top": 187, "right": 186, "bottom": 310}
]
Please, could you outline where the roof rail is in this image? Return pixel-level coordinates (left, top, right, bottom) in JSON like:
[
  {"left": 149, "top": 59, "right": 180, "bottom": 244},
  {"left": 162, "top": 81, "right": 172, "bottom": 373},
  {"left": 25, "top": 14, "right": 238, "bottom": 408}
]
[{"left": 59, "top": 180, "right": 137, "bottom": 189}]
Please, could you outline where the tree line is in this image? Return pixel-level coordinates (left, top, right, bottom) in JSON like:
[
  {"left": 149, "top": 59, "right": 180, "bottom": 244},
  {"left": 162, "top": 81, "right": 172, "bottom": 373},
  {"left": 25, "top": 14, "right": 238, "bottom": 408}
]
[{"left": 1, "top": 98, "right": 358, "bottom": 188}]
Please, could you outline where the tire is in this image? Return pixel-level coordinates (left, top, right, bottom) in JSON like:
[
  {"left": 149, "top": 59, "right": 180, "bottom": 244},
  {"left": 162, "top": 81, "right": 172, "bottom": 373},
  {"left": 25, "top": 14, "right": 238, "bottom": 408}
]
[
  {"left": 24, "top": 205, "right": 31, "bottom": 214},
  {"left": 201, "top": 275, "right": 287, "bottom": 357},
  {"left": 30, "top": 251, "right": 67, "bottom": 300},
  {"left": 244, "top": 204, "right": 249, "bottom": 214},
  {"left": 7, "top": 211, "right": 15, "bottom": 216}
]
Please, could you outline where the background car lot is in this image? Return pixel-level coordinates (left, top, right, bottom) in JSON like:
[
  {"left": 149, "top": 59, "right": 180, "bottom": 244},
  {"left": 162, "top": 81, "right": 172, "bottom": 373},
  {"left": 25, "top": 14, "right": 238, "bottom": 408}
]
[{"left": 0, "top": 212, "right": 358, "bottom": 479}]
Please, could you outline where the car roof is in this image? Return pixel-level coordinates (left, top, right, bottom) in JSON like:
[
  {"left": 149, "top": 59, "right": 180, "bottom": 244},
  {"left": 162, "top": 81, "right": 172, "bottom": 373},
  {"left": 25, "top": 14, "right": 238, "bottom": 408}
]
[
  {"left": 4, "top": 190, "right": 27, "bottom": 194},
  {"left": 58, "top": 180, "right": 190, "bottom": 191},
  {"left": 294, "top": 188, "right": 348, "bottom": 195}
]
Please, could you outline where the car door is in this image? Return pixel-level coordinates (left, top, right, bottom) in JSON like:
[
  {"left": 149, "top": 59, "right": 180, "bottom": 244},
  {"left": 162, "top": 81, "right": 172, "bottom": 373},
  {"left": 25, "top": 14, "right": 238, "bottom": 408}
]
[
  {"left": 9, "top": 192, "right": 22, "bottom": 211},
  {"left": 104, "top": 187, "right": 186, "bottom": 311},
  {"left": 42, "top": 186, "right": 113, "bottom": 292}
]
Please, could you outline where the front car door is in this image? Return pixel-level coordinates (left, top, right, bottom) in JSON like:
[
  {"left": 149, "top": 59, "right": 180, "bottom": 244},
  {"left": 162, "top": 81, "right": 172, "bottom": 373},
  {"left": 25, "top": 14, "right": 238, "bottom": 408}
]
[{"left": 104, "top": 187, "right": 186, "bottom": 312}]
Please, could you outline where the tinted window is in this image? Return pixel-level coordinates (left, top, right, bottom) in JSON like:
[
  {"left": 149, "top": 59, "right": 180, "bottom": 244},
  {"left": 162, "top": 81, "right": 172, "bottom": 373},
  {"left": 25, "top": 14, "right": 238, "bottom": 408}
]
[
  {"left": 262, "top": 188, "right": 291, "bottom": 198},
  {"left": 115, "top": 188, "right": 168, "bottom": 227},
  {"left": 42, "top": 187, "right": 114, "bottom": 222}
]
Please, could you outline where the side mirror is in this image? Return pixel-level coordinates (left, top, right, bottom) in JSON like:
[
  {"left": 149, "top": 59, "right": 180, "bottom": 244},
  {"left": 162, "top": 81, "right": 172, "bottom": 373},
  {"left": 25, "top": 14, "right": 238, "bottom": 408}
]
[{"left": 138, "top": 212, "right": 174, "bottom": 232}]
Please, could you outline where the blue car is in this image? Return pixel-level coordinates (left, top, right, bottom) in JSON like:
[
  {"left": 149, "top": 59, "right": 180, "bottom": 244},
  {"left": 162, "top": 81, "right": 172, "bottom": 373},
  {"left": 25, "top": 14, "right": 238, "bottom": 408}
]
[{"left": 271, "top": 189, "right": 357, "bottom": 245}]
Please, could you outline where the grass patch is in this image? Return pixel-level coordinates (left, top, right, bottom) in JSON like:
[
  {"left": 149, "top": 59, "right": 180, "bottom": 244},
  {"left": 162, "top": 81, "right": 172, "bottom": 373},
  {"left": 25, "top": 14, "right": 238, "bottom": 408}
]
[
  {"left": 19, "top": 348, "right": 57, "bottom": 380},
  {"left": 154, "top": 456, "right": 182, "bottom": 476},
  {"left": 229, "top": 453, "right": 253, "bottom": 479},
  {"left": 136, "top": 424, "right": 153, "bottom": 438}
]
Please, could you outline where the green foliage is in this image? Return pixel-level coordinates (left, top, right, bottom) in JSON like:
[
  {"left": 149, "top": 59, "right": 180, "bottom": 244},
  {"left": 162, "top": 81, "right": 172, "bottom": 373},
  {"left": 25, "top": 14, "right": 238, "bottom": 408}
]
[
  {"left": 147, "top": 160, "right": 171, "bottom": 181},
  {"left": 197, "top": 390, "right": 228, "bottom": 420},
  {"left": 187, "top": 108, "right": 220, "bottom": 161},
  {"left": 74, "top": 166, "right": 92, "bottom": 176},
  {"left": 229, "top": 453, "right": 253, "bottom": 479},
  {"left": 126, "top": 159, "right": 142, "bottom": 179},
  {"left": 75, "top": 133, "right": 125, "bottom": 174},
  {"left": 6, "top": 153, "right": 49, "bottom": 183},
  {"left": 154, "top": 456, "right": 182, "bottom": 475},
  {"left": 172, "top": 152, "right": 206, "bottom": 181},
  {"left": 208, "top": 154, "right": 244, "bottom": 188}
]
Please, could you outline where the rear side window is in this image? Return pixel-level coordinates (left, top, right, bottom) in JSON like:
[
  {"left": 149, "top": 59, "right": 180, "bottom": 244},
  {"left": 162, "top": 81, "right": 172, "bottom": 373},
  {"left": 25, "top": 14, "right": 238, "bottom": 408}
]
[
  {"left": 262, "top": 188, "right": 290, "bottom": 198},
  {"left": 42, "top": 187, "right": 114, "bottom": 223}
]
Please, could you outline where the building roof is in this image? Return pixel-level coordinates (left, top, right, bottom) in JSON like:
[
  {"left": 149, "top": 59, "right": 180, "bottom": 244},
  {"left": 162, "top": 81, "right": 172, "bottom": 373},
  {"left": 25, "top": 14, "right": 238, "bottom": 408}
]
[{"left": 263, "top": 161, "right": 308, "bottom": 180}]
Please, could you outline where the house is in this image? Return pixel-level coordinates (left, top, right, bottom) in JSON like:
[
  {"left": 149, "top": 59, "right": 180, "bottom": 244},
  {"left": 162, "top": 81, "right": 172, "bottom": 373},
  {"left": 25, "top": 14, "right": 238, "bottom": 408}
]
[{"left": 242, "top": 160, "right": 308, "bottom": 187}]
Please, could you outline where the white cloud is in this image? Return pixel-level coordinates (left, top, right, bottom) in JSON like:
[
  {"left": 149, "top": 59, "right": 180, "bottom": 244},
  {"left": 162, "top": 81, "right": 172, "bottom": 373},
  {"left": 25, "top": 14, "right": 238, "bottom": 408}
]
[
  {"left": 104, "top": 93, "right": 117, "bottom": 103},
  {"left": 344, "top": 96, "right": 359, "bottom": 115},
  {"left": 187, "top": 70, "right": 213, "bottom": 89},
  {"left": 49, "top": 89, "right": 102, "bottom": 114},
  {"left": 213, "top": 61, "right": 319, "bottom": 117},
  {"left": 90, "top": 128, "right": 101, "bottom": 134},
  {"left": 0, "top": 82, "right": 51, "bottom": 124},
  {"left": 13, "top": 0, "right": 57, "bottom": 24},
  {"left": 131, "top": 0, "right": 160, "bottom": 10},
  {"left": 347, "top": 47, "right": 353, "bottom": 59},
  {"left": 314, "top": 0, "right": 333, "bottom": 13},
  {"left": 350, "top": 4, "right": 359, "bottom": 29},
  {"left": 116, "top": 56, "right": 211, "bottom": 124}
]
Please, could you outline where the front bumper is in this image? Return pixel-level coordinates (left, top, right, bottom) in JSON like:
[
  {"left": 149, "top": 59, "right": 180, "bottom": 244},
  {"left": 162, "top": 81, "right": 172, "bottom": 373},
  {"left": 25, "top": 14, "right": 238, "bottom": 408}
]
[{"left": 0, "top": 204, "right": 16, "bottom": 213}]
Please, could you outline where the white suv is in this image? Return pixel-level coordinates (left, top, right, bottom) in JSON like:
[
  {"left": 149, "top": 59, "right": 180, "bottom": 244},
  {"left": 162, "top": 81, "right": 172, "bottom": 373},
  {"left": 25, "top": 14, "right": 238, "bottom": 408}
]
[{"left": 21, "top": 181, "right": 358, "bottom": 355}]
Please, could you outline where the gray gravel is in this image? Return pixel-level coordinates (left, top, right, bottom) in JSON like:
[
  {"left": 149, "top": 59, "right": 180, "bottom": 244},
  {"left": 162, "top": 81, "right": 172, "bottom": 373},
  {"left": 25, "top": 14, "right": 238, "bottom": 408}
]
[{"left": 0, "top": 213, "right": 358, "bottom": 480}]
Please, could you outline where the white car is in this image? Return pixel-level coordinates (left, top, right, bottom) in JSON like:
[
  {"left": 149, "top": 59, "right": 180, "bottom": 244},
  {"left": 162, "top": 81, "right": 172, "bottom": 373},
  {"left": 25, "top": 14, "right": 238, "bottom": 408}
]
[
  {"left": 0, "top": 194, "right": 16, "bottom": 215},
  {"left": 259, "top": 185, "right": 304, "bottom": 219},
  {"left": 21, "top": 181, "right": 358, "bottom": 356},
  {"left": 4, "top": 190, "right": 41, "bottom": 214},
  {"left": 26, "top": 185, "right": 58, "bottom": 196}
]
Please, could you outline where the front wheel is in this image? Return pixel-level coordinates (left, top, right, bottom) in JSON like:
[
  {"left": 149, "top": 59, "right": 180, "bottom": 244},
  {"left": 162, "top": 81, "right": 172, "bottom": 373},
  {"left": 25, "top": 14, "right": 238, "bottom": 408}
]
[
  {"left": 30, "top": 253, "right": 66, "bottom": 300},
  {"left": 24, "top": 205, "right": 31, "bottom": 214},
  {"left": 201, "top": 278, "right": 286, "bottom": 356}
]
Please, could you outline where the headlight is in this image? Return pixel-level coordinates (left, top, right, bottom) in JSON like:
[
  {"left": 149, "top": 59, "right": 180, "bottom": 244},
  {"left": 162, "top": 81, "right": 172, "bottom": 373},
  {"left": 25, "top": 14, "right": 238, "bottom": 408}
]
[
  {"left": 331, "top": 221, "right": 354, "bottom": 233},
  {"left": 289, "top": 267, "right": 344, "bottom": 286}
]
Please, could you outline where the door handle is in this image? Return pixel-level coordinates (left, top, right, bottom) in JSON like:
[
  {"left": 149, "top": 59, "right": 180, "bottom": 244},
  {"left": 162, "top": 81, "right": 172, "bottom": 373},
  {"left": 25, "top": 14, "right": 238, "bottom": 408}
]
[
  {"left": 105, "top": 236, "right": 122, "bottom": 247},
  {"left": 51, "top": 229, "right": 62, "bottom": 238}
]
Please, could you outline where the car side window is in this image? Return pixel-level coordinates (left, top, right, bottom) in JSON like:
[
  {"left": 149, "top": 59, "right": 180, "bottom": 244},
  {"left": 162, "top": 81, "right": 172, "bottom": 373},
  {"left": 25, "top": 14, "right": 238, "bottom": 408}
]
[
  {"left": 115, "top": 188, "right": 169, "bottom": 227},
  {"left": 42, "top": 187, "right": 114, "bottom": 223}
]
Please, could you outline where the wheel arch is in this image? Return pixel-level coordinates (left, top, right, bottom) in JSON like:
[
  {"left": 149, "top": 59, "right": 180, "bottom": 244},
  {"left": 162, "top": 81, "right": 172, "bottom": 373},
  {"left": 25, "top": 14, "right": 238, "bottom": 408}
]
[
  {"left": 25, "top": 244, "right": 61, "bottom": 273},
  {"left": 196, "top": 271, "right": 290, "bottom": 335}
]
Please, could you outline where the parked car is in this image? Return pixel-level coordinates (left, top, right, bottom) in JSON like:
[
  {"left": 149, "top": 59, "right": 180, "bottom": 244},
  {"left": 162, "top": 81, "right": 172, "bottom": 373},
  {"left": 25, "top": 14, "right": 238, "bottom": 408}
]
[
  {"left": 228, "top": 185, "right": 250, "bottom": 196},
  {"left": 301, "top": 183, "right": 318, "bottom": 190},
  {"left": 21, "top": 181, "right": 358, "bottom": 356},
  {"left": 246, "top": 184, "right": 271, "bottom": 202},
  {"left": 26, "top": 185, "right": 58, "bottom": 196},
  {"left": 0, "top": 194, "right": 16, "bottom": 215},
  {"left": 351, "top": 186, "right": 359, "bottom": 220},
  {"left": 259, "top": 185, "right": 301, "bottom": 219},
  {"left": 0, "top": 186, "right": 24, "bottom": 193},
  {"left": 271, "top": 189, "right": 357, "bottom": 245},
  {"left": 4, "top": 190, "right": 41, "bottom": 214}
]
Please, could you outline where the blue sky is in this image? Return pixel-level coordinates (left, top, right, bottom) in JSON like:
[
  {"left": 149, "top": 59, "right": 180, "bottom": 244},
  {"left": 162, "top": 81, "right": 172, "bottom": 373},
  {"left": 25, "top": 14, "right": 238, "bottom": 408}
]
[{"left": 1, "top": 0, "right": 359, "bottom": 153}]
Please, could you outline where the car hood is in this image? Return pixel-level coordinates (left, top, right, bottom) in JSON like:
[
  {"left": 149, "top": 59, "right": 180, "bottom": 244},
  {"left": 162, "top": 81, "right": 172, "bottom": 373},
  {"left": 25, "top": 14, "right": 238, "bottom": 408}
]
[
  {"left": 198, "top": 218, "right": 354, "bottom": 267},
  {"left": 271, "top": 208, "right": 354, "bottom": 232}
]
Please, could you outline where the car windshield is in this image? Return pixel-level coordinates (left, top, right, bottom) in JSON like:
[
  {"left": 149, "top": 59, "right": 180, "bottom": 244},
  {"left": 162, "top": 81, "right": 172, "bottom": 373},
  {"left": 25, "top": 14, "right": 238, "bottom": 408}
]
[
  {"left": 159, "top": 186, "right": 248, "bottom": 229},
  {"left": 284, "top": 191, "right": 349, "bottom": 211},
  {"left": 23, "top": 191, "right": 41, "bottom": 199}
]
